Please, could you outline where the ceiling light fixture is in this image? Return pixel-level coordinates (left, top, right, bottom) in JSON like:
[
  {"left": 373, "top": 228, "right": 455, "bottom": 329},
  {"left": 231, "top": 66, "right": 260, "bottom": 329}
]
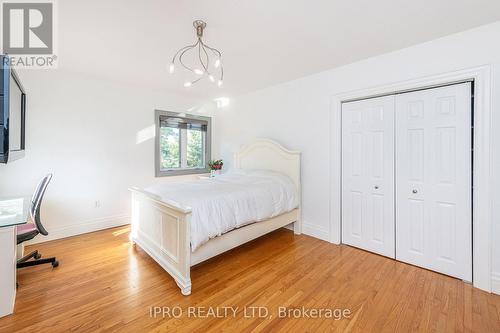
[{"left": 169, "top": 20, "right": 224, "bottom": 88}]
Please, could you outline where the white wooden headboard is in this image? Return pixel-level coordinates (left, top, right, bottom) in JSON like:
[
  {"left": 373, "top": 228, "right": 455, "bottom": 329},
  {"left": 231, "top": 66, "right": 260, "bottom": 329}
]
[{"left": 234, "top": 139, "right": 301, "bottom": 192}]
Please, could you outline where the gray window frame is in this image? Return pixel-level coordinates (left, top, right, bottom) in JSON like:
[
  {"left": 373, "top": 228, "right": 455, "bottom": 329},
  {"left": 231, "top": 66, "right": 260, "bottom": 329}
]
[{"left": 155, "top": 110, "right": 211, "bottom": 177}]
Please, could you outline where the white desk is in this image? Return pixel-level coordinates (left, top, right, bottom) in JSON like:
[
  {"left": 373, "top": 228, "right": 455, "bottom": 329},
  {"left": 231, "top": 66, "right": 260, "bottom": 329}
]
[{"left": 0, "top": 197, "right": 29, "bottom": 318}]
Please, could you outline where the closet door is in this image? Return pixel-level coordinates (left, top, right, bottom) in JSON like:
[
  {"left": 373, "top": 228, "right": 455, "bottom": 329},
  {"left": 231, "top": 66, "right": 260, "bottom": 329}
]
[
  {"left": 395, "top": 83, "right": 472, "bottom": 281},
  {"left": 342, "top": 96, "right": 395, "bottom": 258}
]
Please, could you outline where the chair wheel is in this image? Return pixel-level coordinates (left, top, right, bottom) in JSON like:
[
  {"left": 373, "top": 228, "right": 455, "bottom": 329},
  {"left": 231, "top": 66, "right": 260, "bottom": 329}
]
[
  {"left": 52, "top": 260, "right": 59, "bottom": 268},
  {"left": 34, "top": 253, "right": 42, "bottom": 260}
]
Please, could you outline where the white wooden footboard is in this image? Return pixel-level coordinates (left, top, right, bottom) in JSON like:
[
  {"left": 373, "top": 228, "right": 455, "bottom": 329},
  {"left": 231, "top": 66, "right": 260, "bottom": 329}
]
[{"left": 129, "top": 187, "right": 192, "bottom": 295}]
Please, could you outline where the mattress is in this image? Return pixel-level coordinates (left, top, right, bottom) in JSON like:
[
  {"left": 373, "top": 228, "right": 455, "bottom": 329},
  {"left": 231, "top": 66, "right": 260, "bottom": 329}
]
[{"left": 144, "top": 169, "right": 299, "bottom": 251}]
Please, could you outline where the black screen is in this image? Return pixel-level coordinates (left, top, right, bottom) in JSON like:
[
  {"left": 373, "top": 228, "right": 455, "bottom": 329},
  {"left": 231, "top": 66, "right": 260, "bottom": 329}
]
[{"left": 9, "top": 73, "right": 23, "bottom": 151}]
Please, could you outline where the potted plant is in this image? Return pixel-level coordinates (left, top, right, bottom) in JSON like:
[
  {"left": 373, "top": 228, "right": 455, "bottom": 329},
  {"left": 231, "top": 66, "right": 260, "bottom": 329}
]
[{"left": 208, "top": 159, "right": 223, "bottom": 177}]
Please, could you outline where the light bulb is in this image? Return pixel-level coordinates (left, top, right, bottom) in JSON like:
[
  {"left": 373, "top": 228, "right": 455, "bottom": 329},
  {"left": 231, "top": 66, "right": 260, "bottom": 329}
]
[
  {"left": 214, "top": 59, "right": 221, "bottom": 68},
  {"left": 194, "top": 68, "right": 204, "bottom": 75},
  {"left": 184, "top": 81, "right": 192, "bottom": 87},
  {"left": 217, "top": 80, "right": 223, "bottom": 87},
  {"left": 169, "top": 63, "right": 175, "bottom": 73},
  {"left": 208, "top": 75, "right": 215, "bottom": 82}
]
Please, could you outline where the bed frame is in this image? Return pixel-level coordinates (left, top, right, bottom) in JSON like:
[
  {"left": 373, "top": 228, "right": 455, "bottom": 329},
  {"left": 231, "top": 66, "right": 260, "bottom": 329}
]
[{"left": 129, "top": 139, "right": 301, "bottom": 295}]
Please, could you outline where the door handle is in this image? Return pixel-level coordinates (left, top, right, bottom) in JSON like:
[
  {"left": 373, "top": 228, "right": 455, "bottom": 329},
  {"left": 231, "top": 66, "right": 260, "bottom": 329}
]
[
  {"left": 374, "top": 186, "right": 379, "bottom": 189},
  {"left": 412, "top": 189, "right": 418, "bottom": 194}
]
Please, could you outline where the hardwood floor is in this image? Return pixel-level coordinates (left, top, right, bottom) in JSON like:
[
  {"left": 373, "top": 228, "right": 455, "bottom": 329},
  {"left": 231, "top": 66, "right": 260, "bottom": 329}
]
[{"left": 0, "top": 226, "right": 499, "bottom": 332}]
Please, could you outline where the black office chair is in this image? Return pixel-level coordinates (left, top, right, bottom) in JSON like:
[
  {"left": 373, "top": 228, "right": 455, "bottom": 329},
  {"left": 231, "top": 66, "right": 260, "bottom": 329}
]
[{"left": 16, "top": 174, "right": 59, "bottom": 269}]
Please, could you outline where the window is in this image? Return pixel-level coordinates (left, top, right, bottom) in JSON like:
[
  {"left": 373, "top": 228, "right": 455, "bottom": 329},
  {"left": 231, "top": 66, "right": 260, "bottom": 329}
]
[{"left": 155, "top": 110, "right": 211, "bottom": 177}]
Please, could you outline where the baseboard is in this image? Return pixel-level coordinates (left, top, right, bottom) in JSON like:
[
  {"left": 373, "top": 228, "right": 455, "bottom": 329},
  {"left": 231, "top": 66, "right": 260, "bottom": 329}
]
[
  {"left": 302, "top": 221, "right": 330, "bottom": 242},
  {"left": 492, "top": 272, "right": 500, "bottom": 295},
  {"left": 27, "top": 214, "right": 130, "bottom": 245},
  {"left": 26, "top": 216, "right": 330, "bottom": 245}
]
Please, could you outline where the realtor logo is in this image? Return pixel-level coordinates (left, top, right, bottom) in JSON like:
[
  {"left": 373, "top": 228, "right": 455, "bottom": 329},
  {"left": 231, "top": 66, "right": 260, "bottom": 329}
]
[
  {"left": 2, "top": 2, "right": 53, "bottom": 54},
  {"left": 1, "top": 0, "right": 57, "bottom": 68}
]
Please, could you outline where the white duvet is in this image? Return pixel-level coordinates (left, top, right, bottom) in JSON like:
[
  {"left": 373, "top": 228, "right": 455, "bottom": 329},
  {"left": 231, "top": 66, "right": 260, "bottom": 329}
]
[{"left": 144, "top": 170, "right": 299, "bottom": 251}]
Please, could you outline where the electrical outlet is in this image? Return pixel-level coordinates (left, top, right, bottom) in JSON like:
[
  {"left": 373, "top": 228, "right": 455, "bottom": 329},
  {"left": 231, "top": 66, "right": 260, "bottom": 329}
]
[{"left": 95, "top": 200, "right": 101, "bottom": 208}]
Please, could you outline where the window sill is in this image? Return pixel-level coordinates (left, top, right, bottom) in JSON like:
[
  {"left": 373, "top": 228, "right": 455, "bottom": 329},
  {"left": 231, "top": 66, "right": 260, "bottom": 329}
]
[{"left": 155, "top": 168, "right": 210, "bottom": 177}]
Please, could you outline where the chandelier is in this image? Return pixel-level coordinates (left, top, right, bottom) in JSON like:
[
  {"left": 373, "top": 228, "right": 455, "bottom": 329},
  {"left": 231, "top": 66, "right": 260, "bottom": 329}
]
[{"left": 168, "top": 20, "right": 224, "bottom": 88}]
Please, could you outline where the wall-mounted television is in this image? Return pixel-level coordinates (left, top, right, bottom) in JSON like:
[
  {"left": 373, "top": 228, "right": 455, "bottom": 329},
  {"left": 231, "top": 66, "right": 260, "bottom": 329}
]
[{"left": 0, "top": 55, "right": 26, "bottom": 163}]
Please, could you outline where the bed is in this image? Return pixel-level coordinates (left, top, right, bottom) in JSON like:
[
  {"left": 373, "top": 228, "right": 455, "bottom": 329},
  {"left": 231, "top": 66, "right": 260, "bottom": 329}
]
[{"left": 129, "top": 139, "right": 301, "bottom": 295}]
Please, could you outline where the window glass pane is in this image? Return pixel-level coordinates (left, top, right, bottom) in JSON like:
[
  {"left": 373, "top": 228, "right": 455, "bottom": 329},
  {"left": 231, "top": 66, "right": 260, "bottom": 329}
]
[
  {"left": 160, "top": 127, "right": 180, "bottom": 169},
  {"left": 187, "top": 129, "right": 204, "bottom": 168}
]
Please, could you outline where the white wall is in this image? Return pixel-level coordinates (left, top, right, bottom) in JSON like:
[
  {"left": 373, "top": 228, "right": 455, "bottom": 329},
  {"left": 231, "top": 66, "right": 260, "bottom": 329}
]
[
  {"left": 0, "top": 70, "right": 212, "bottom": 242},
  {"left": 215, "top": 21, "right": 500, "bottom": 292}
]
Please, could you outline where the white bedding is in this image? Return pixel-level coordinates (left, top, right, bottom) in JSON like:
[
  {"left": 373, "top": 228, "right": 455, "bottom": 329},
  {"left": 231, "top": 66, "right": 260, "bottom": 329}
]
[{"left": 145, "top": 170, "right": 299, "bottom": 251}]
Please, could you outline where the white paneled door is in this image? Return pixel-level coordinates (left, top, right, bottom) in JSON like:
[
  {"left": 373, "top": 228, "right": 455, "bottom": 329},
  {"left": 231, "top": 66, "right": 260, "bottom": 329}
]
[
  {"left": 395, "top": 83, "right": 472, "bottom": 281},
  {"left": 341, "top": 82, "right": 472, "bottom": 281},
  {"left": 342, "top": 96, "right": 395, "bottom": 258}
]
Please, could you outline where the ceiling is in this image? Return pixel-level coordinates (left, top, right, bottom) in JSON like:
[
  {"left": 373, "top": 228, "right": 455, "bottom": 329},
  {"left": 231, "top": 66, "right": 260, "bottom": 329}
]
[{"left": 57, "top": 0, "right": 500, "bottom": 99}]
